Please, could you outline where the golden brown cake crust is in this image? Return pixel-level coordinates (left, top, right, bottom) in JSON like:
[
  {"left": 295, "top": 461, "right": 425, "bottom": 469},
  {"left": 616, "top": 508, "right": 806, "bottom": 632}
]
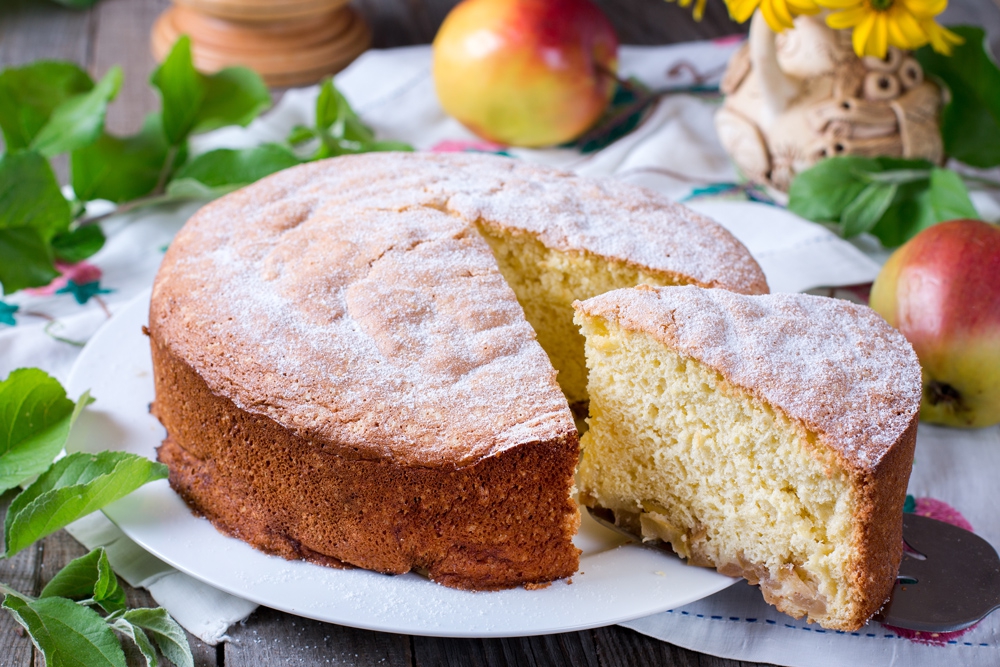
[{"left": 151, "top": 338, "right": 581, "bottom": 590}]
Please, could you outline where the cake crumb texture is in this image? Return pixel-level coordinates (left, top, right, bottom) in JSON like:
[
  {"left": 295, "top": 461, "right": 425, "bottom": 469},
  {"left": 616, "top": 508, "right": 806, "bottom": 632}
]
[{"left": 574, "top": 285, "right": 921, "bottom": 630}]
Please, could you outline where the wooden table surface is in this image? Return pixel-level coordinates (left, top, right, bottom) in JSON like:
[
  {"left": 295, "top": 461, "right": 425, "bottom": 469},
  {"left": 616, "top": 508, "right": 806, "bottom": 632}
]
[{"left": 1, "top": 1, "right": 999, "bottom": 666}]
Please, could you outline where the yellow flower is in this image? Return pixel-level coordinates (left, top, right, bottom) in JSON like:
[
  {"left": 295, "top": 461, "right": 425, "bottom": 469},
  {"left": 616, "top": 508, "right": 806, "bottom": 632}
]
[
  {"left": 725, "top": 0, "right": 822, "bottom": 32},
  {"left": 920, "top": 17, "right": 965, "bottom": 54},
  {"left": 818, "top": 0, "right": 964, "bottom": 58},
  {"left": 666, "top": 0, "right": 709, "bottom": 21}
]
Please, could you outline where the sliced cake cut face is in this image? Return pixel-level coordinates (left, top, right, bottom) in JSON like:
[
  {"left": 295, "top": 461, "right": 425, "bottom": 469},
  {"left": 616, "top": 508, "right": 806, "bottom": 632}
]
[
  {"left": 475, "top": 222, "right": 689, "bottom": 406},
  {"left": 574, "top": 285, "right": 921, "bottom": 631}
]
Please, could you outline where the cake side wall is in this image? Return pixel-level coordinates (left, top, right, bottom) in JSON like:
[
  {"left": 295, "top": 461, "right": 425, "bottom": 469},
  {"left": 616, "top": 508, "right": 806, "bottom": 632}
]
[
  {"left": 842, "top": 413, "right": 918, "bottom": 627},
  {"left": 149, "top": 334, "right": 581, "bottom": 591}
]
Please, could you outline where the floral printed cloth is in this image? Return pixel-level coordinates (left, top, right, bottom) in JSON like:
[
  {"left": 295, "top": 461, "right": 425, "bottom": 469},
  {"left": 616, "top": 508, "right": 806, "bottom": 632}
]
[{"left": 2, "top": 40, "right": 998, "bottom": 663}]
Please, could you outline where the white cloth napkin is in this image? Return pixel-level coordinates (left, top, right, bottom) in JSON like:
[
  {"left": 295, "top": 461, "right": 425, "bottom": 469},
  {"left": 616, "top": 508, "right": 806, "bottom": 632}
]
[{"left": 2, "top": 41, "right": 998, "bottom": 663}]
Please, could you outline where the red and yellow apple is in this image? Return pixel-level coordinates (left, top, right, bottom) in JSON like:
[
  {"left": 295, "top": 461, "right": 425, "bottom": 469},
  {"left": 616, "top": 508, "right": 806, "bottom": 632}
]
[
  {"left": 870, "top": 220, "right": 1000, "bottom": 428},
  {"left": 432, "top": 0, "right": 619, "bottom": 147}
]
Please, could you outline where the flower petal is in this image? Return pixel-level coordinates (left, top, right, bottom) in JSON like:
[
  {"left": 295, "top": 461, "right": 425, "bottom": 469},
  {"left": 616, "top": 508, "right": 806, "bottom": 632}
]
[
  {"left": 727, "top": 0, "right": 761, "bottom": 23},
  {"left": 694, "top": 0, "right": 708, "bottom": 20},
  {"left": 887, "top": 7, "right": 928, "bottom": 49},
  {"left": 827, "top": 6, "right": 870, "bottom": 29},
  {"left": 922, "top": 19, "right": 965, "bottom": 54},
  {"left": 761, "top": 0, "right": 794, "bottom": 31},
  {"left": 786, "top": 0, "right": 822, "bottom": 14},
  {"left": 901, "top": 0, "right": 947, "bottom": 19},
  {"left": 852, "top": 11, "right": 877, "bottom": 57},
  {"left": 870, "top": 13, "right": 889, "bottom": 58},
  {"left": 770, "top": 0, "right": 796, "bottom": 27},
  {"left": 815, "top": 0, "right": 863, "bottom": 9}
]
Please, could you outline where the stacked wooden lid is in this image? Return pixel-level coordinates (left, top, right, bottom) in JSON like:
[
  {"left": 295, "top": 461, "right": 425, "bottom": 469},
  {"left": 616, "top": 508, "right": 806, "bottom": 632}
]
[{"left": 152, "top": 0, "right": 372, "bottom": 87}]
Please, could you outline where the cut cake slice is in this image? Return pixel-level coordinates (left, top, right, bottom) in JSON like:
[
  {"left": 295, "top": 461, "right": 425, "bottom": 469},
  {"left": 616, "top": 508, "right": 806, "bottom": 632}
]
[{"left": 573, "top": 285, "right": 922, "bottom": 630}]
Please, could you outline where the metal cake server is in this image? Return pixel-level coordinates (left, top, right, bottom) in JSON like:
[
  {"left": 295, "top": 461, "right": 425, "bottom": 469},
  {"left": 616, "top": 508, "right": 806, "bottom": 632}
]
[
  {"left": 876, "top": 512, "right": 1000, "bottom": 632},
  {"left": 587, "top": 507, "right": 1000, "bottom": 632}
]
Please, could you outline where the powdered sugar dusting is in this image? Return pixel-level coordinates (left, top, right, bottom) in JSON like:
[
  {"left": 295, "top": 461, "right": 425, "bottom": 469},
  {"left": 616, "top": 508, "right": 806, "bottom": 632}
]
[
  {"left": 576, "top": 285, "right": 922, "bottom": 468},
  {"left": 150, "top": 153, "right": 766, "bottom": 467}
]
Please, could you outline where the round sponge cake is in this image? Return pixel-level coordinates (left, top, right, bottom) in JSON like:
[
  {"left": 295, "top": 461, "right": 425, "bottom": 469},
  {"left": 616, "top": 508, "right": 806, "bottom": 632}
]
[{"left": 149, "top": 152, "right": 768, "bottom": 589}]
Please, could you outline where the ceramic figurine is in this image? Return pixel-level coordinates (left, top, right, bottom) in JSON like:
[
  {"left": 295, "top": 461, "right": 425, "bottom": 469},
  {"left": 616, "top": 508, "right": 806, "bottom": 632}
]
[{"left": 716, "top": 13, "right": 944, "bottom": 191}]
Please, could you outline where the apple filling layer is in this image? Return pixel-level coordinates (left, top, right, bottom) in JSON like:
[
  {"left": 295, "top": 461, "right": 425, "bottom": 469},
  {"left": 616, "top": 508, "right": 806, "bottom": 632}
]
[
  {"left": 575, "top": 313, "right": 861, "bottom": 630},
  {"left": 475, "top": 220, "right": 684, "bottom": 405}
]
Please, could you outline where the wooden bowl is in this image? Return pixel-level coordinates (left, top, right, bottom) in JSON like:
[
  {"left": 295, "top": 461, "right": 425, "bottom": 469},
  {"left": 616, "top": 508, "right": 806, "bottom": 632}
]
[
  {"left": 174, "top": 0, "right": 352, "bottom": 23},
  {"left": 151, "top": 3, "right": 371, "bottom": 87}
]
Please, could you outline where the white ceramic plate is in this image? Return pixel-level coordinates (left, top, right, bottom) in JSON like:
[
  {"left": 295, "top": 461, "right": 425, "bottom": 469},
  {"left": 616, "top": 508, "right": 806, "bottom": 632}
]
[{"left": 65, "top": 289, "right": 735, "bottom": 638}]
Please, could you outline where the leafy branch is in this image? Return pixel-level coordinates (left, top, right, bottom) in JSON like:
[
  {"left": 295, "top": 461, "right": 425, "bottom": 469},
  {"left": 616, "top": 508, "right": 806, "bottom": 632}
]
[
  {"left": 788, "top": 25, "right": 1000, "bottom": 246},
  {"left": 0, "top": 35, "right": 411, "bottom": 298},
  {"left": 0, "top": 368, "right": 191, "bottom": 667}
]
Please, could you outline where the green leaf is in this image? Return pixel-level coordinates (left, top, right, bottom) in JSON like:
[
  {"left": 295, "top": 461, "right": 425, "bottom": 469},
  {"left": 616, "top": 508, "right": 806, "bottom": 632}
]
[
  {"left": 366, "top": 140, "right": 415, "bottom": 153},
  {"left": 0, "top": 227, "right": 58, "bottom": 295},
  {"left": 788, "top": 156, "right": 980, "bottom": 246},
  {"left": 927, "top": 167, "right": 979, "bottom": 221},
  {"left": 41, "top": 548, "right": 126, "bottom": 615},
  {"left": 150, "top": 36, "right": 204, "bottom": 145},
  {"left": 315, "top": 78, "right": 356, "bottom": 134},
  {"left": 860, "top": 168, "right": 932, "bottom": 185},
  {"left": 151, "top": 37, "right": 269, "bottom": 145},
  {"left": 31, "top": 66, "right": 123, "bottom": 158},
  {"left": 71, "top": 113, "right": 171, "bottom": 203},
  {"left": 3, "top": 451, "right": 168, "bottom": 558},
  {"left": 869, "top": 183, "right": 935, "bottom": 247},
  {"left": 787, "top": 156, "right": 876, "bottom": 222},
  {"left": 2, "top": 593, "right": 127, "bottom": 667},
  {"left": 109, "top": 618, "right": 158, "bottom": 667},
  {"left": 0, "top": 151, "right": 69, "bottom": 293},
  {"left": 0, "top": 150, "right": 71, "bottom": 239},
  {"left": 164, "top": 178, "right": 240, "bottom": 201},
  {"left": 123, "top": 608, "right": 193, "bottom": 667},
  {"left": 916, "top": 26, "right": 1000, "bottom": 168},
  {"left": 0, "top": 368, "right": 93, "bottom": 494},
  {"left": 51, "top": 224, "right": 106, "bottom": 264},
  {"left": 0, "top": 61, "right": 93, "bottom": 150},
  {"left": 192, "top": 67, "right": 270, "bottom": 135},
  {"left": 171, "top": 144, "right": 299, "bottom": 190},
  {"left": 841, "top": 182, "right": 898, "bottom": 237},
  {"left": 286, "top": 125, "right": 315, "bottom": 146}
]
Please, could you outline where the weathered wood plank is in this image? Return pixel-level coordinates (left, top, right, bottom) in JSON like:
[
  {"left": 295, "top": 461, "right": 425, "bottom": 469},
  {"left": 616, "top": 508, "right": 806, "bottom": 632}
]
[
  {"left": 351, "top": 0, "right": 746, "bottom": 47},
  {"left": 0, "top": 491, "right": 39, "bottom": 667},
  {"left": 414, "top": 631, "right": 600, "bottom": 667},
  {"left": 0, "top": 0, "right": 93, "bottom": 68},
  {"left": 91, "top": 0, "right": 171, "bottom": 135},
  {"left": 592, "top": 0, "right": 746, "bottom": 44},
  {"left": 940, "top": 0, "right": 1000, "bottom": 56},
  {"left": 224, "top": 607, "right": 413, "bottom": 667},
  {"left": 29, "top": 529, "right": 218, "bottom": 667},
  {"left": 122, "top": 585, "right": 219, "bottom": 667},
  {"left": 591, "top": 624, "right": 779, "bottom": 667}
]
